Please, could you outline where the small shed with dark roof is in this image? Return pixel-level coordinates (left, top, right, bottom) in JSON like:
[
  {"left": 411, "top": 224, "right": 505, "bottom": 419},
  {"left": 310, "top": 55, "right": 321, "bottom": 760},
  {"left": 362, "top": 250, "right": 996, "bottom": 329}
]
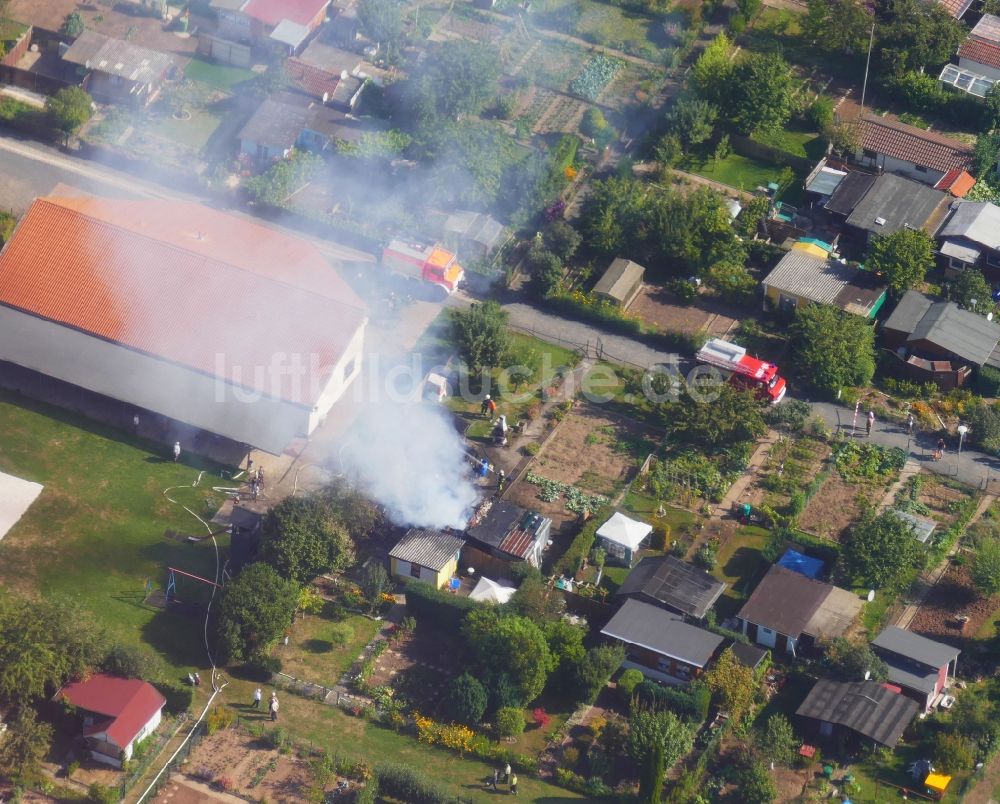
[
  {"left": 389, "top": 528, "right": 465, "bottom": 589},
  {"left": 871, "top": 626, "right": 960, "bottom": 711},
  {"left": 825, "top": 171, "right": 878, "bottom": 217},
  {"left": 730, "top": 642, "right": 769, "bottom": 670},
  {"left": 601, "top": 598, "right": 725, "bottom": 684},
  {"left": 465, "top": 501, "right": 551, "bottom": 568},
  {"left": 796, "top": 679, "right": 920, "bottom": 747},
  {"left": 615, "top": 554, "right": 726, "bottom": 619},
  {"left": 593, "top": 258, "right": 645, "bottom": 308},
  {"left": 844, "top": 174, "right": 949, "bottom": 244}
]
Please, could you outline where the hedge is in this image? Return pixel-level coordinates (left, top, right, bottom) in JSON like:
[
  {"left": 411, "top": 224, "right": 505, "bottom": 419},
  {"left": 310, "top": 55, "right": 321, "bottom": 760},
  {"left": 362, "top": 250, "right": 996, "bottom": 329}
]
[
  {"left": 634, "top": 680, "right": 710, "bottom": 723},
  {"left": 403, "top": 579, "right": 483, "bottom": 632},
  {"left": 554, "top": 504, "right": 614, "bottom": 576},
  {"left": 375, "top": 762, "right": 461, "bottom": 803},
  {"left": 976, "top": 365, "right": 1000, "bottom": 398},
  {"left": 153, "top": 681, "right": 193, "bottom": 714}
]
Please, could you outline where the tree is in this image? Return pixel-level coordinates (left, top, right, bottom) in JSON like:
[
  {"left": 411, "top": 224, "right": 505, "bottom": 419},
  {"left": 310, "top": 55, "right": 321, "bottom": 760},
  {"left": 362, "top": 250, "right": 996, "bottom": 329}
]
[
  {"left": 215, "top": 562, "right": 299, "bottom": 663},
  {"left": 618, "top": 668, "right": 645, "bottom": 698},
  {"left": 449, "top": 300, "right": 509, "bottom": 373},
  {"left": 665, "top": 96, "right": 718, "bottom": 152},
  {"left": 525, "top": 243, "right": 564, "bottom": 299},
  {"left": 322, "top": 477, "right": 382, "bottom": 542},
  {"left": 0, "top": 708, "right": 53, "bottom": 783},
  {"left": 973, "top": 132, "right": 1000, "bottom": 181},
  {"left": 737, "top": 0, "right": 762, "bottom": 19},
  {"left": 580, "top": 108, "right": 607, "bottom": 139},
  {"left": 245, "top": 151, "right": 323, "bottom": 206},
  {"left": 728, "top": 54, "right": 793, "bottom": 135},
  {"left": 703, "top": 261, "right": 756, "bottom": 303},
  {"left": 462, "top": 609, "right": 554, "bottom": 705},
  {"left": 509, "top": 568, "right": 565, "bottom": 622},
  {"left": 740, "top": 759, "right": 777, "bottom": 803},
  {"left": 843, "top": 510, "right": 927, "bottom": 589},
  {"left": 931, "top": 732, "right": 975, "bottom": 773},
  {"left": 867, "top": 229, "right": 935, "bottom": 296},
  {"left": 802, "top": 0, "right": 872, "bottom": 55},
  {"left": 408, "top": 42, "right": 501, "bottom": 120},
  {"left": 360, "top": 562, "right": 391, "bottom": 614},
  {"left": 972, "top": 538, "right": 1000, "bottom": 596},
  {"left": 443, "top": 673, "right": 488, "bottom": 725},
  {"left": 704, "top": 649, "right": 757, "bottom": 720},
  {"left": 495, "top": 706, "right": 526, "bottom": 739},
  {"left": 627, "top": 709, "right": 695, "bottom": 804},
  {"left": 102, "top": 644, "right": 165, "bottom": 680},
  {"left": 356, "top": 0, "right": 404, "bottom": 55},
  {"left": 573, "top": 644, "right": 625, "bottom": 703},
  {"left": 62, "top": 11, "right": 85, "bottom": 37},
  {"left": 691, "top": 33, "right": 734, "bottom": 104},
  {"left": 46, "top": 87, "right": 93, "bottom": 136},
  {"left": 823, "top": 636, "right": 888, "bottom": 681},
  {"left": 663, "top": 383, "right": 767, "bottom": 450},
  {"left": 949, "top": 268, "right": 993, "bottom": 313},
  {"left": 259, "top": 495, "right": 355, "bottom": 585},
  {"left": 879, "top": 0, "right": 966, "bottom": 75},
  {"left": 544, "top": 619, "right": 586, "bottom": 681},
  {"left": 788, "top": 303, "right": 876, "bottom": 396},
  {"left": 987, "top": 84, "right": 1000, "bottom": 134},
  {"left": 543, "top": 220, "right": 582, "bottom": 262},
  {"left": 756, "top": 715, "right": 799, "bottom": 766}
]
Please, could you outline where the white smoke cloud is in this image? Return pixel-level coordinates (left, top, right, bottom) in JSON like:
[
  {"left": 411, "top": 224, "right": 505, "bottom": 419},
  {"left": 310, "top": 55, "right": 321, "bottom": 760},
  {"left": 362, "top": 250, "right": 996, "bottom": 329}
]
[{"left": 339, "top": 399, "right": 480, "bottom": 529}]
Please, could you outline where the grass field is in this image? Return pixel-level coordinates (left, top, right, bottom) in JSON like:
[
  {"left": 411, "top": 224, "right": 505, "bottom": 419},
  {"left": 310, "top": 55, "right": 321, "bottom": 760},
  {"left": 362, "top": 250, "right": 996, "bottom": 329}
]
[
  {"left": 279, "top": 611, "right": 381, "bottom": 688},
  {"left": 0, "top": 391, "right": 229, "bottom": 674},
  {"left": 184, "top": 57, "right": 256, "bottom": 92},
  {"left": 680, "top": 152, "right": 788, "bottom": 193},
  {"left": 146, "top": 108, "right": 223, "bottom": 151},
  {"left": 712, "top": 525, "right": 769, "bottom": 619}
]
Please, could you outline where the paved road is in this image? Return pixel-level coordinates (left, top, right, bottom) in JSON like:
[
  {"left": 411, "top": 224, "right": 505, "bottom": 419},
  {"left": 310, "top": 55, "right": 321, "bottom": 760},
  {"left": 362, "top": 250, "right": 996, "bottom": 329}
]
[
  {"left": 0, "top": 132, "right": 376, "bottom": 263},
  {"left": 810, "top": 400, "right": 1000, "bottom": 491}
]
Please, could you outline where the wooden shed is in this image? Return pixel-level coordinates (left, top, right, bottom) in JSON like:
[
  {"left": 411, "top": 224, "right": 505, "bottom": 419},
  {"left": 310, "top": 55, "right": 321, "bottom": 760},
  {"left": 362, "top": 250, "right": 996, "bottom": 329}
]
[{"left": 593, "top": 258, "right": 645, "bottom": 308}]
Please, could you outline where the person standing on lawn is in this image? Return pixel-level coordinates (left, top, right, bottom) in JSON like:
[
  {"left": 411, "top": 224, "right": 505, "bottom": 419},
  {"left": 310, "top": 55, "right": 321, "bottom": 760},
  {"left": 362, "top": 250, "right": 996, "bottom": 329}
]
[
  {"left": 509, "top": 773, "right": 518, "bottom": 796},
  {"left": 253, "top": 688, "right": 262, "bottom": 709}
]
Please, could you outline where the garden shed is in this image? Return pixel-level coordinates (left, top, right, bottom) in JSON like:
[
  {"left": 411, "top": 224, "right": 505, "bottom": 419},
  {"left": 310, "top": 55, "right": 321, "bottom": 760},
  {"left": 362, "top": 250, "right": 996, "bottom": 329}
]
[
  {"left": 596, "top": 512, "right": 653, "bottom": 567},
  {"left": 593, "top": 258, "right": 645, "bottom": 308}
]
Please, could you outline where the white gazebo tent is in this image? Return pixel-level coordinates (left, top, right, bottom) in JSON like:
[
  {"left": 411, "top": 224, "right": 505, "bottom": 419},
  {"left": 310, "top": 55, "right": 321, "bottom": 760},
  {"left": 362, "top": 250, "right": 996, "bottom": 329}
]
[
  {"left": 0, "top": 470, "right": 43, "bottom": 541},
  {"left": 596, "top": 512, "right": 653, "bottom": 567},
  {"left": 469, "top": 576, "right": 517, "bottom": 604}
]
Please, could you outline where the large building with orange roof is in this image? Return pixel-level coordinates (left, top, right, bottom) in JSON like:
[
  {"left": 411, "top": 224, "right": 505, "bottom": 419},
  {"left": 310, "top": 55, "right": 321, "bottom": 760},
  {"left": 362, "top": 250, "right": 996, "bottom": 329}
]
[{"left": 0, "top": 195, "right": 367, "bottom": 454}]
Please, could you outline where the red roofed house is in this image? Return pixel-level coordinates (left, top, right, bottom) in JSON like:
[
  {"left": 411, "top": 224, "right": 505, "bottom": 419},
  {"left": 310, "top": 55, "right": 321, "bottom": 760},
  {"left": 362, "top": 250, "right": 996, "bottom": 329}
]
[
  {"left": 56, "top": 675, "right": 166, "bottom": 767},
  {"left": 0, "top": 195, "right": 369, "bottom": 455},
  {"left": 939, "top": 14, "right": 1000, "bottom": 101},
  {"left": 855, "top": 115, "right": 974, "bottom": 188}
]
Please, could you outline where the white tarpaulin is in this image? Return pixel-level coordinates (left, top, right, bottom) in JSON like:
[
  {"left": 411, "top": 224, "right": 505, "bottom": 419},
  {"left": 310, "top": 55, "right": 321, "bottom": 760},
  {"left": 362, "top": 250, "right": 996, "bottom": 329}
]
[
  {"left": 469, "top": 576, "right": 516, "bottom": 605},
  {"left": 596, "top": 512, "right": 652, "bottom": 551},
  {"left": 0, "top": 470, "right": 43, "bottom": 540}
]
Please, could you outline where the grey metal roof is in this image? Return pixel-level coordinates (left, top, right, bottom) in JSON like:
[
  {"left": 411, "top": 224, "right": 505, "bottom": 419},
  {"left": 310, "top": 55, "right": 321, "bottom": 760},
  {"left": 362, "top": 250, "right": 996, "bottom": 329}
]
[
  {"left": 972, "top": 12, "right": 1000, "bottom": 42},
  {"left": 872, "top": 626, "right": 960, "bottom": 669},
  {"left": 825, "top": 171, "right": 878, "bottom": 216},
  {"left": 615, "top": 555, "right": 726, "bottom": 619},
  {"left": 762, "top": 251, "right": 886, "bottom": 315},
  {"left": 444, "top": 211, "right": 506, "bottom": 250},
  {"left": 593, "top": 258, "right": 645, "bottom": 301},
  {"left": 940, "top": 239, "right": 983, "bottom": 264},
  {"left": 239, "top": 96, "right": 311, "bottom": 149},
  {"left": 730, "top": 642, "right": 769, "bottom": 669},
  {"left": 737, "top": 564, "right": 833, "bottom": 638},
  {"left": 601, "top": 598, "right": 724, "bottom": 668},
  {"left": 63, "top": 31, "right": 174, "bottom": 83},
  {"left": 803, "top": 585, "right": 863, "bottom": 639},
  {"left": 299, "top": 40, "right": 362, "bottom": 74},
  {"left": 845, "top": 174, "right": 948, "bottom": 235},
  {"left": 270, "top": 19, "right": 311, "bottom": 48},
  {"left": 806, "top": 166, "right": 847, "bottom": 197},
  {"left": 881, "top": 656, "right": 941, "bottom": 696},
  {"left": 883, "top": 290, "right": 935, "bottom": 334},
  {"left": 939, "top": 202, "right": 1000, "bottom": 249},
  {"left": 389, "top": 528, "right": 465, "bottom": 570},
  {"left": 891, "top": 510, "right": 937, "bottom": 544},
  {"left": 908, "top": 299, "right": 1000, "bottom": 366},
  {"left": 210, "top": 0, "right": 247, "bottom": 9},
  {"left": 796, "top": 679, "right": 919, "bottom": 747}
]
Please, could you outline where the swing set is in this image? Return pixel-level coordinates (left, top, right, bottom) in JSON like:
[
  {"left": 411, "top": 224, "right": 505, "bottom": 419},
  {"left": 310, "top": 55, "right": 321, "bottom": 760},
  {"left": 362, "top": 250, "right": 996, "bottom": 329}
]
[{"left": 144, "top": 567, "right": 224, "bottom": 612}]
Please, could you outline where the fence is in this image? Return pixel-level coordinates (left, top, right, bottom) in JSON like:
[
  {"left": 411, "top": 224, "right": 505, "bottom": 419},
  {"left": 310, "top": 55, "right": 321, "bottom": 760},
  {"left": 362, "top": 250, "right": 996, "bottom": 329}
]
[
  {"left": 506, "top": 321, "right": 651, "bottom": 371},
  {"left": 122, "top": 719, "right": 206, "bottom": 801}
]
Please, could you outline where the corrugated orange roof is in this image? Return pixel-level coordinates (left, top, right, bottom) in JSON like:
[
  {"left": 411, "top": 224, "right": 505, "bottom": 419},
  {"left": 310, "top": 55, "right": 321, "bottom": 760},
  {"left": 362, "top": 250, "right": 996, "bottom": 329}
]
[
  {"left": 0, "top": 197, "right": 367, "bottom": 406},
  {"left": 935, "top": 168, "right": 977, "bottom": 198}
]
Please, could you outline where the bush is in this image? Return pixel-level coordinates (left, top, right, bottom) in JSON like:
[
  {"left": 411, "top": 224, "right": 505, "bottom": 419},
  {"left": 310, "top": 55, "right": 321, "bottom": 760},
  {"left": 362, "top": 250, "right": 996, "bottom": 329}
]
[
  {"left": 87, "top": 783, "right": 118, "bottom": 804},
  {"left": 443, "top": 673, "right": 488, "bottom": 725},
  {"left": 354, "top": 778, "right": 379, "bottom": 804},
  {"left": 205, "top": 707, "right": 234, "bottom": 736},
  {"left": 153, "top": 681, "right": 194, "bottom": 714},
  {"left": 634, "top": 680, "right": 708, "bottom": 722},
  {"left": 808, "top": 96, "right": 834, "bottom": 130},
  {"left": 376, "top": 762, "right": 459, "bottom": 803},
  {"left": 976, "top": 365, "right": 1000, "bottom": 398},
  {"left": 932, "top": 732, "right": 976, "bottom": 773},
  {"left": 554, "top": 505, "right": 614, "bottom": 576},
  {"left": 329, "top": 622, "right": 355, "bottom": 646},
  {"left": 263, "top": 726, "right": 292, "bottom": 750},
  {"left": 403, "top": 579, "right": 483, "bottom": 632},
  {"left": 617, "top": 668, "right": 644, "bottom": 698},
  {"left": 694, "top": 542, "right": 718, "bottom": 570},
  {"left": 495, "top": 706, "right": 526, "bottom": 739}
]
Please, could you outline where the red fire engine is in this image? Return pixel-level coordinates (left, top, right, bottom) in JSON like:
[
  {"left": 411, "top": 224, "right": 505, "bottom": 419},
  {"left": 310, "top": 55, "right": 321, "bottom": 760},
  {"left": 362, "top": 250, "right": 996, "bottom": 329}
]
[{"left": 695, "top": 338, "right": 787, "bottom": 404}]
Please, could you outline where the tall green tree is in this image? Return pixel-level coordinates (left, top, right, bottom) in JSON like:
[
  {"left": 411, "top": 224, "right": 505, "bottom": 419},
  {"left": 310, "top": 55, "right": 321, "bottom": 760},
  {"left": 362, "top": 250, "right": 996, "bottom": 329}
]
[
  {"left": 449, "top": 300, "right": 509, "bottom": 373},
  {"left": 356, "top": 0, "right": 404, "bottom": 55},
  {"left": 544, "top": 620, "right": 586, "bottom": 681},
  {"left": 971, "top": 538, "right": 1000, "bottom": 596},
  {"left": 802, "top": 0, "right": 872, "bottom": 55},
  {"left": 360, "top": 562, "right": 392, "bottom": 615},
  {"left": 0, "top": 708, "right": 53, "bottom": 783},
  {"left": 879, "top": 0, "right": 966, "bottom": 74},
  {"left": 442, "top": 673, "right": 488, "bottom": 725},
  {"left": 691, "top": 33, "right": 734, "bottom": 104},
  {"left": 728, "top": 54, "right": 793, "bottom": 135},
  {"left": 950, "top": 268, "right": 993, "bottom": 313},
  {"left": 259, "top": 495, "right": 355, "bottom": 585},
  {"left": 580, "top": 175, "right": 647, "bottom": 256},
  {"left": 755, "top": 714, "right": 799, "bottom": 766},
  {"left": 627, "top": 709, "right": 694, "bottom": 804},
  {"left": 46, "top": 87, "right": 93, "bottom": 136},
  {"left": 704, "top": 649, "right": 757, "bottom": 721},
  {"left": 843, "top": 510, "right": 927, "bottom": 589},
  {"left": 663, "top": 383, "right": 767, "bottom": 450},
  {"left": 823, "top": 636, "right": 888, "bottom": 681},
  {"left": 973, "top": 132, "right": 1000, "bottom": 181},
  {"left": 215, "top": 562, "right": 299, "bottom": 663},
  {"left": 573, "top": 644, "right": 625, "bottom": 704},
  {"left": 788, "top": 304, "right": 876, "bottom": 396},
  {"left": 665, "top": 96, "right": 719, "bottom": 152},
  {"left": 461, "top": 609, "right": 554, "bottom": 705},
  {"left": 408, "top": 42, "right": 501, "bottom": 120},
  {"left": 867, "top": 229, "right": 935, "bottom": 296}
]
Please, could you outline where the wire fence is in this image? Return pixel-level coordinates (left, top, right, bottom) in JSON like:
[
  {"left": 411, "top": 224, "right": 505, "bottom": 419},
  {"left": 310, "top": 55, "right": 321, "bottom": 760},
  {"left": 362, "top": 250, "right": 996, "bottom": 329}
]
[
  {"left": 121, "top": 720, "right": 206, "bottom": 801},
  {"left": 507, "top": 321, "right": 651, "bottom": 371}
]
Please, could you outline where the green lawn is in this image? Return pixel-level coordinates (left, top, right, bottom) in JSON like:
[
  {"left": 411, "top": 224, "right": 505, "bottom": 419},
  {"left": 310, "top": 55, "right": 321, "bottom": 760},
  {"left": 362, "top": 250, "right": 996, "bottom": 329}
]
[
  {"left": 751, "top": 127, "right": 826, "bottom": 161},
  {"left": 220, "top": 685, "right": 585, "bottom": 802},
  {"left": 680, "top": 153, "right": 789, "bottom": 193},
  {"left": 0, "top": 391, "right": 230, "bottom": 674},
  {"left": 146, "top": 108, "right": 223, "bottom": 151},
  {"left": 184, "top": 57, "right": 256, "bottom": 92},
  {"left": 278, "top": 611, "right": 381, "bottom": 688},
  {"left": 712, "top": 526, "right": 770, "bottom": 619}
]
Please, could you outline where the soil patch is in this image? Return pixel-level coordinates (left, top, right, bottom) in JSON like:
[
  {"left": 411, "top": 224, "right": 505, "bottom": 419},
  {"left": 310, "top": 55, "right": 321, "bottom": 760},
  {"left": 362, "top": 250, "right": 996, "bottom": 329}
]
[
  {"left": 366, "top": 631, "right": 457, "bottom": 713},
  {"left": 628, "top": 286, "right": 740, "bottom": 337},
  {"left": 797, "top": 474, "right": 872, "bottom": 541}
]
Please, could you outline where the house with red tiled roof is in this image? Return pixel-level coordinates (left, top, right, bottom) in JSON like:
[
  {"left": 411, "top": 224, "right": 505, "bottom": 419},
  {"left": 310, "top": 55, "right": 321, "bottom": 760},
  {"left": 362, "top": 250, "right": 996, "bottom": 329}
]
[
  {"left": 211, "top": 0, "right": 330, "bottom": 51},
  {"left": 854, "top": 116, "right": 974, "bottom": 187},
  {"left": 0, "top": 195, "right": 369, "bottom": 455},
  {"left": 939, "top": 14, "right": 1000, "bottom": 98},
  {"left": 931, "top": 0, "right": 973, "bottom": 19},
  {"left": 56, "top": 675, "right": 166, "bottom": 767}
]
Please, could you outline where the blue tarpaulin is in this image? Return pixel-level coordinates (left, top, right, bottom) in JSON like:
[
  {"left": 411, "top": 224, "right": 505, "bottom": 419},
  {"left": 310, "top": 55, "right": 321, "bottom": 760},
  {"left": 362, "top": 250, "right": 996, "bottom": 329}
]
[{"left": 778, "top": 549, "right": 824, "bottom": 579}]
